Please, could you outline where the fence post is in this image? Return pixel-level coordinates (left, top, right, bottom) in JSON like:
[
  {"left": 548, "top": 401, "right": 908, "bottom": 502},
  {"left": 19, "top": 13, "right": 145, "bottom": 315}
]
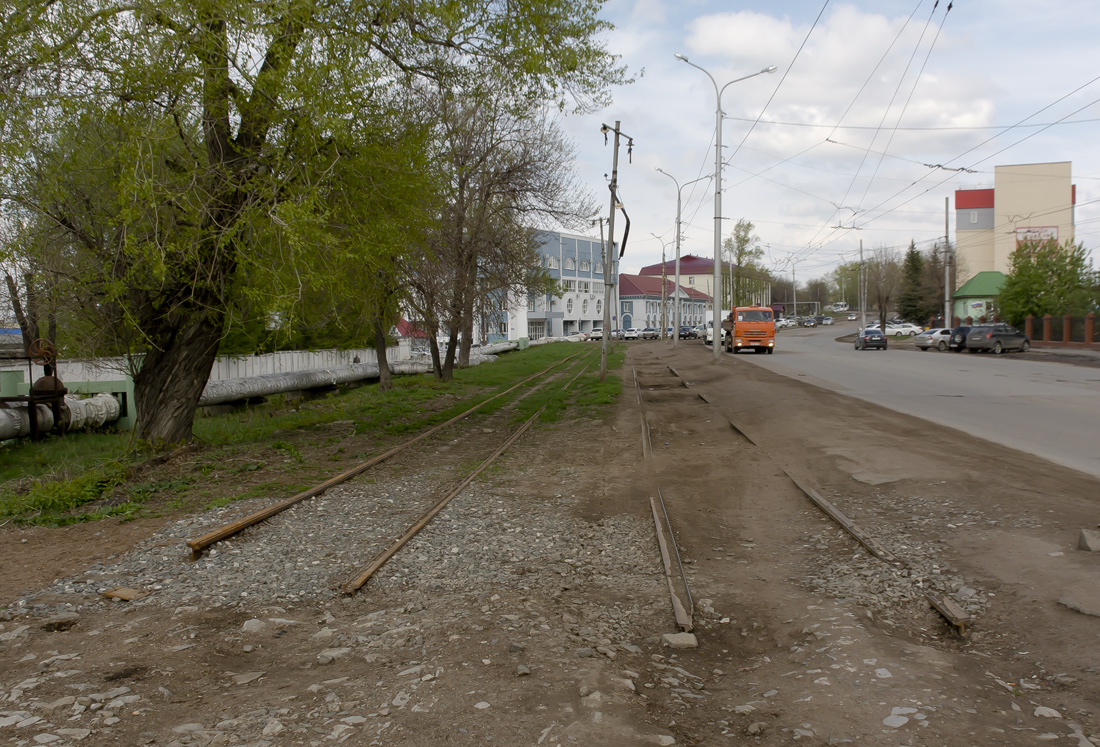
[
  {"left": 1063, "top": 314, "right": 1073, "bottom": 344},
  {"left": 1086, "top": 313, "right": 1095, "bottom": 350},
  {"left": 1043, "top": 314, "right": 1052, "bottom": 343},
  {"left": 1024, "top": 315, "right": 1034, "bottom": 340}
]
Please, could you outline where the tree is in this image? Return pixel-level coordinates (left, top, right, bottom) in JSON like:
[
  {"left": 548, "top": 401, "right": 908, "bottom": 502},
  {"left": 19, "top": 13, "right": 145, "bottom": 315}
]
[
  {"left": 865, "top": 247, "right": 901, "bottom": 330},
  {"left": 830, "top": 262, "right": 861, "bottom": 309},
  {"left": 723, "top": 219, "right": 766, "bottom": 308},
  {"left": 1, "top": 0, "right": 629, "bottom": 443},
  {"left": 415, "top": 86, "right": 585, "bottom": 381},
  {"left": 998, "top": 239, "right": 1099, "bottom": 326},
  {"left": 804, "top": 278, "right": 831, "bottom": 310},
  {"left": 895, "top": 242, "right": 926, "bottom": 323}
]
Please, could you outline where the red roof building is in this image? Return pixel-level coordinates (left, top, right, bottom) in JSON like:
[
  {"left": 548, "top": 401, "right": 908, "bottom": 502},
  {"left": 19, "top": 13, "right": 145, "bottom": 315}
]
[{"left": 617, "top": 273, "right": 710, "bottom": 332}]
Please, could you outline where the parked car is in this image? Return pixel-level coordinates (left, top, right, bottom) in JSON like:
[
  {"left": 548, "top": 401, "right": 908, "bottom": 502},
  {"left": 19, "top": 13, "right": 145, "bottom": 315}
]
[
  {"left": 692, "top": 324, "right": 707, "bottom": 339},
  {"left": 665, "top": 327, "right": 675, "bottom": 338},
  {"left": 854, "top": 328, "right": 888, "bottom": 350},
  {"left": 640, "top": 327, "right": 659, "bottom": 340},
  {"left": 563, "top": 331, "right": 587, "bottom": 342},
  {"left": 913, "top": 328, "right": 952, "bottom": 351},
  {"left": 965, "top": 323, "right": 1031, "bottom": 354},
  {"left": 948, "top": 325, "right": 972, "bottom": 352},
  {"left": 679, "top": 325, "right": 697, "bottom": 339},
  {"left": 589, "top": 328, "right": 603, "bottom": 340},
  {"left": 885, "top": 322, "right": 922, "bottom": 337},
  {"left": 623, "top": 328, "right": 640, "bottom": 340}
]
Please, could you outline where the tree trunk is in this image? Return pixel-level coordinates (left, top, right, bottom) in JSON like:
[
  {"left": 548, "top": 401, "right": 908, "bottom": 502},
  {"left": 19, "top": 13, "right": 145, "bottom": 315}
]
[
  {"left": 374, "top": 320, "right": 392, "bottom": 392},
  {"left": 459, "top": 256, "right": 476, "bottom": 367},
  {"left": 441, "top": 328, "right": 458, "bottom": 381},
  {"left": 428, "top": 335, "right": 443, "bottom": 379},
  {"left": 132, "top": 309, "right": 224, "bottom": 445},
  {"left": 4, "top": 272, "right": 35, "bottom": 354}
]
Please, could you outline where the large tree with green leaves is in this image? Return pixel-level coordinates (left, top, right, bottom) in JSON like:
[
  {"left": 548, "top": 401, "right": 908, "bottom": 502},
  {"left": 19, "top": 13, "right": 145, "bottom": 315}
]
[
  {"left": 998, "top": 239, "right": 1098, "bottom": 325},
  {"left": 1, "top": 0, "right": 628, "bottom": 444},
  {"left": 723, "top": 218, "right": 767, "bottom": 308}
]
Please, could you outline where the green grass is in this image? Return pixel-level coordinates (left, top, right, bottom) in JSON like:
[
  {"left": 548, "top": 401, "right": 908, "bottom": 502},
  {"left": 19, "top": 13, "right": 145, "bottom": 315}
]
[{"left": 0, "top": 341, "right": 624, "bottom": 525}]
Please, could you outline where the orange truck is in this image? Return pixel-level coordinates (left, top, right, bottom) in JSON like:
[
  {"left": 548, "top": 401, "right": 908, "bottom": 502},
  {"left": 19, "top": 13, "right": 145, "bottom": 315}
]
[{"left": 720, "top": 306, "right": 776, "bottom": 354}]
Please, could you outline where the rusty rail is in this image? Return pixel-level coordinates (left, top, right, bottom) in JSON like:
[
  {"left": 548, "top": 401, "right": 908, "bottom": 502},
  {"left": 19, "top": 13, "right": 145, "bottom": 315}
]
[
  {"left": 186, "top": 353, "right": 580, "bottom": 559},
  {"left": 341, "top": 364, "right": 591, "bottom": 593}
]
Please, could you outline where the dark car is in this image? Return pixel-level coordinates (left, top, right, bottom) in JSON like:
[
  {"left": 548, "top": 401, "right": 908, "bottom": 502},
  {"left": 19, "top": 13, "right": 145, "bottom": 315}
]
[
  {"left": 854, "top": 328, "right": 887, "bottom": 350},
  {"left": 802, "top": 317, "right": 817, "bottom": 327},
  {"left": 679, "top": 325, "right": 697, "bottom": 339},
  {"left": 948, "top": 325, "right": 972, "bottom": 352},
  {"left": 965, "top": 323, "right": 1031, "bottom": 354}
]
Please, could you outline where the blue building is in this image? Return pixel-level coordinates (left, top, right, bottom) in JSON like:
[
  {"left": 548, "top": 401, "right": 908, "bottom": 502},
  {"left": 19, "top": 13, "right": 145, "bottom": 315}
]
[{"left": 526, "top": 230, "right": 619, "bottom": 340}]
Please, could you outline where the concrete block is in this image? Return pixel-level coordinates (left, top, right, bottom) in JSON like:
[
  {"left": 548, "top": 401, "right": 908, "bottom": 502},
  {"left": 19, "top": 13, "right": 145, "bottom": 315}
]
[
  {"left": 1079, "top": 528, "right": 1100, "bottom": 552},
  {"left": 662, "top": 632, "right": 698, "bottom": 649}
]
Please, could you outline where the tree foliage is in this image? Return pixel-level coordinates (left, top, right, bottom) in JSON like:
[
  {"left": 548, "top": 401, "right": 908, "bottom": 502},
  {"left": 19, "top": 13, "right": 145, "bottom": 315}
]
[
  {"left": 865, "top": 247, "right": 900, "bottom": 330},
  {"left": 722, "top": 219, "right": 767, "bottom": 308},
  {"left": 1, "top": 0, "right": 629, "bottom": 443},
  {"left": 998, "top": 239, "right": 1098, "bottom": 326}
]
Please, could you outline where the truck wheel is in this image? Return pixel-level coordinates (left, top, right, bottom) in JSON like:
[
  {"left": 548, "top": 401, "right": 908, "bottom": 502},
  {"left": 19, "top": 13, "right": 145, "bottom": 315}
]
[{"left": 766, "top": 348, "right": 774, "bottom": 354}]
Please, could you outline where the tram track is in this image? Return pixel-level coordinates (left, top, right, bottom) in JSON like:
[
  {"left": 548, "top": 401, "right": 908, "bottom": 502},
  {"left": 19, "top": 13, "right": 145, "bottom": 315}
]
[
  {"left": 186, "top": 351, "right": 584, "bottom": 559},
  {"left": 182, "top": 350, "right": 598, "bottom": 597},
  {"left": 639, "top": 353, "right": 970, "bottom": 633}
]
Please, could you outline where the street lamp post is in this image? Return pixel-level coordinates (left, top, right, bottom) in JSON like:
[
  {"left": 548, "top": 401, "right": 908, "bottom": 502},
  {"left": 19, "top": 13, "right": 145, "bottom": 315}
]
[
  {"left": 656, "top": 169, "right": 711, "bottom": 348},
  {"left": 676, "top": 54, "right": 775, "bottom": 362},
  {"left": 651, "top": 233, "right": 671, "bottom": 339}
]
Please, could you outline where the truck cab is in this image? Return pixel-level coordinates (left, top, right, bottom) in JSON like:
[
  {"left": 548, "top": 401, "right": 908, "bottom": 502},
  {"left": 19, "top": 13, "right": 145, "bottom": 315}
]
[{"left": 721, "top": 306, "right": 776, "bottom": 354}]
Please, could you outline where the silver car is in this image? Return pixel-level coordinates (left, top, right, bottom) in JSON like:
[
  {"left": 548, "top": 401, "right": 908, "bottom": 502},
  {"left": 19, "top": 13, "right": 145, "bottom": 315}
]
[{"left": 913, "top": 328, "right": 952, "bottom": 351}]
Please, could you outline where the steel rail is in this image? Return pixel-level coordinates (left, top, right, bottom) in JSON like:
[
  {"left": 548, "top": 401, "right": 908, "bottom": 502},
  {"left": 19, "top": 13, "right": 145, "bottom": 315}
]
[
  {"left": 634, "top": 366, "right": 695, "bottom": 630},
  {"left": 185, "top": 352, "right": 582, "bottom": 559},
  {"left": 341, "top": 364, "right": 592, "bottom": 594}
]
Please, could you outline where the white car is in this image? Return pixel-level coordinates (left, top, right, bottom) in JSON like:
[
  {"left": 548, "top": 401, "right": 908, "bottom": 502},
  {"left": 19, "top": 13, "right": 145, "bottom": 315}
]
[
  {"left": 589, "top": 328, "right": 603, "bottom": 340},
  {"left": 623, "top": 328, "right": 641, "bottom": 340},
  {"left": 822, "top": 317, "right": 834, "bottom": 326},
  {"left": 885, "top": 322, "right": 921, "bottom": 337},
  {"left": 562, "top": 331, "right": 587, "bottom": 342}
]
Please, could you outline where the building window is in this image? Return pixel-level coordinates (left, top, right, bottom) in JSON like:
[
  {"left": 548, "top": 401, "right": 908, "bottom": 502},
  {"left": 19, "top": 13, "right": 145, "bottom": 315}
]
[
  {"left": 527, "top": 298, "right": 535, "bottom": 311},
  {"left": 566, "top": 298, "right": 574, "bottom": 314},
  {"left": 582, "top": 299, "right": 589, "bottom": 315},
  {"left": 547, "top": 255, "right": 559, "bottom": 269},
  {"left": 596, "top": 300, "right": 602, "bottom": 316},
  {"left": 499, "top": 322, "right": 507, "bottom": 335},
  {"left": 623, "top": 301, "right": 633, "bottom": 314},
  {"left": 579, "top": 281, "right": 590, "bottom": 294},
  {"left": 579, "top": 260, "right": 590, "bottom": 271},
  {"left": 688, "top": 276, "right": 695, "bottom": 285},
  {"left": 564, "top": 257, "right": 576, "bottom": 270},
  {"left": 563, "top": 279, "right": 576, "bottom": 293},
  {"left": 970, "top": 211, "right": 978, "bottom": 224},
  {"left": 595, "top": 262, "right": 603, "bottom": 273}
]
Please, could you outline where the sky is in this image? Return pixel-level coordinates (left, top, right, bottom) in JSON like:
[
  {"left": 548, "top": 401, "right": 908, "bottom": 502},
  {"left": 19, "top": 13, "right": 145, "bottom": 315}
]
[{"left": 558, "top": 0, "right": 1100, "bottom": 284}]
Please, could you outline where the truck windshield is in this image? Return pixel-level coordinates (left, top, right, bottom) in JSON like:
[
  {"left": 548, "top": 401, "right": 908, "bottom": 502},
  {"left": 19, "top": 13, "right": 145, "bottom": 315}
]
[{"left": 736, "top": 310, "right": 773, "bottom": 322}]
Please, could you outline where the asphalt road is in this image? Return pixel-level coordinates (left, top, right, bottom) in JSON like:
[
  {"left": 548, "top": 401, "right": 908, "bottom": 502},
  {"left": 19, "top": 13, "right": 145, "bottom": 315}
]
[{"left": 732, "top": 322, "right": 1100, "bottom": 479}]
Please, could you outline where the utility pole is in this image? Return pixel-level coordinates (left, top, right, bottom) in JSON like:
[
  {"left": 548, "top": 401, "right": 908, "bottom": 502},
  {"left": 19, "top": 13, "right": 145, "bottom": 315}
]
[
  {"left": 944, "top": 197, "right": 952, "bottom": 327},
  {"left": 792, "top": 260, "right": 797, "bottom": 321},
  {"left": 859, "top": 239, "right": 866, "bottom": 332},
  {"left": 599, "top": 121, "right": 631, "bottom": 382},
  {"left": 652, "top": 233, "right": 669, "bottom": 339}
]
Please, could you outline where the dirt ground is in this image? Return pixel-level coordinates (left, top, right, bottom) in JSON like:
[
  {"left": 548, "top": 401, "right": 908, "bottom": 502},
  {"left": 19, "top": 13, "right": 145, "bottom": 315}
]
[{"left": 2, "top": 340, "right": 1100, "bottom": 746}]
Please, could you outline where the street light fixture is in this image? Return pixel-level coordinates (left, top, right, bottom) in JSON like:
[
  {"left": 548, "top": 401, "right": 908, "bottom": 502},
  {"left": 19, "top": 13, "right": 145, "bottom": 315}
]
[
  {"left": 656, "top": 168, "right": 712, "bottom": 348},
  {"left": 676, "top": 53, "right": 776, "bottom": 361}
]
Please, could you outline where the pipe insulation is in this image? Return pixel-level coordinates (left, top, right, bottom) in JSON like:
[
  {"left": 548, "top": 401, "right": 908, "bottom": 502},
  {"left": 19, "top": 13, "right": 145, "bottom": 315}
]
[
  {"left": 0, "top": 405, "right": 56, "bottom": 440},
  {"left": 64, "top": 393, "right": 122, "bottom": 430},
  {"left": 0, "top": 393, "right": 124, "bottom": 440},
  {"left": 198, "top": 342, "right": 521, "bottom": 407}
]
